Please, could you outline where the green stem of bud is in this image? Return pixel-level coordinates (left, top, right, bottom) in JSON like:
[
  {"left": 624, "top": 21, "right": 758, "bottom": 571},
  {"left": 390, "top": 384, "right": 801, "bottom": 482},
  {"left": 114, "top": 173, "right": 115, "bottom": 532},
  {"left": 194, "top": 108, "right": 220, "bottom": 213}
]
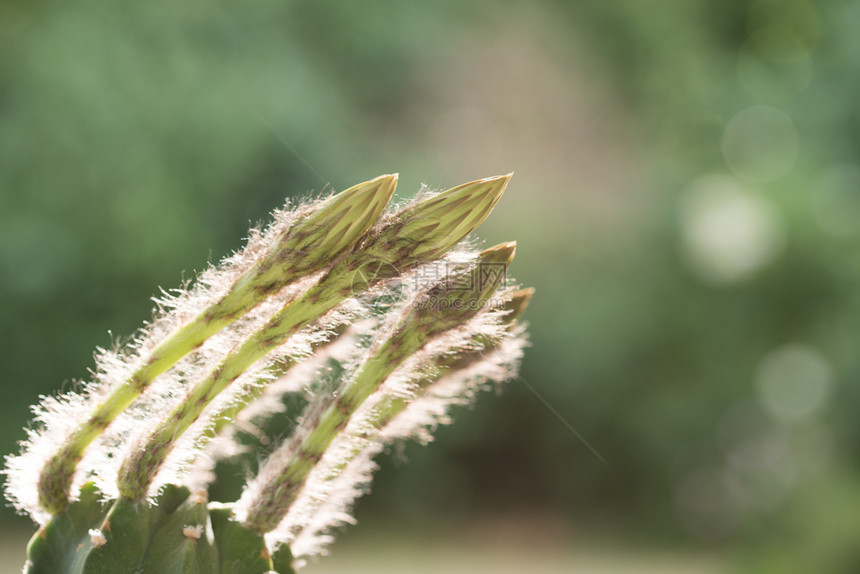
[
  {"left": 372, "top": 286, "right": 533, "bottom": 430},
  {"left": 242, "top": 243, "right": 516, "bottom": 534},
  {"left": 115, "top": 177, "right": 511, "bottom": 502},
  {"left": 37, "top": 175, "right": 398, "bottom": 515},
  {"left": 206, "top": 324, "right": 349, "bottom": 441}
]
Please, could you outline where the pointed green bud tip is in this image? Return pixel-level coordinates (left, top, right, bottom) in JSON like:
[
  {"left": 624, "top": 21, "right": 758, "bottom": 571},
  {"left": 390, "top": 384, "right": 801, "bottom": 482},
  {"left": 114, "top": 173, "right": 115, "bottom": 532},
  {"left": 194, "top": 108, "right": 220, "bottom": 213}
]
[
  {"left": 504, "top": 287, "right": 535, "bottom": 323},
  {"left": 439, "top": 173, "right": 512, "bottom": 232},
  {"left": 343, "top": 173, "right": 399, "bottom": 213},
  {"left": 291, "top": 173, "right": 398, "bottom": 258},
  {"left": 468, "top": 241, "right": 516, "bottom": 299},
  {"left": 398, "top": 173, "right": 512, "bottom": 261},
  {"left": 478, "top": 240, "right": 517, "bottom": 266}
]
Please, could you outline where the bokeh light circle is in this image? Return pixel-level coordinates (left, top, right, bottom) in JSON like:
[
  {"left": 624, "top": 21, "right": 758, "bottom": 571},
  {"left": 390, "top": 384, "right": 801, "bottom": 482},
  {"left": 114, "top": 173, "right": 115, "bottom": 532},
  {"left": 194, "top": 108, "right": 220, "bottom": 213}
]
[
  {"left": 679, "top": 175, "right": 786, "bottom": 283},
  {"left": 722, "top": 106, "right": 799, "bottom": 183},
  {"left": 812, "top": 165, "right": 860, "bottom": 238},
  {"left": 755, "top": 344, "right": 833, "bottom": 422}
]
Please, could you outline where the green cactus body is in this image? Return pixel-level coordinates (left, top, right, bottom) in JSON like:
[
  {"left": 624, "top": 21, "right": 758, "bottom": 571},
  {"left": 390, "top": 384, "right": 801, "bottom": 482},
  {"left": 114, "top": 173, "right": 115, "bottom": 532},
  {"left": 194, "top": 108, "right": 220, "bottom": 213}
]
[
  {"left": 25, "top": 483, "right": 293, "bottom": 574},
  {"left": 6, "top": 174, "right": 531, "bottom": 572}
]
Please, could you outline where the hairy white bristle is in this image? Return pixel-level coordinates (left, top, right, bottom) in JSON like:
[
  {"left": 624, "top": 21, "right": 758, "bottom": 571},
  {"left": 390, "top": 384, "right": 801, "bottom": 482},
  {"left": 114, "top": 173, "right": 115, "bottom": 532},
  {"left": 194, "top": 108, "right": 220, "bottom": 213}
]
[
  {"left": 240, "top": 282, "right": 528, "bottom": 559},
  {"left": 3, "top": 196, "right": 320, "bottom": 521},
  {"left": 3, "top": 180, "right": 530, "bottom": 572}
]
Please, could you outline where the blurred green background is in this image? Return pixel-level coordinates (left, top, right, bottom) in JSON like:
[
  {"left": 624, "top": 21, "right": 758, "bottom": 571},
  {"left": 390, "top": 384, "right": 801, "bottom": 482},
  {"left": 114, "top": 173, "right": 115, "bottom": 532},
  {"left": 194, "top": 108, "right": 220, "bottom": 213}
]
[{"left": 2, "top": 0, "right": 860, "bottom": 572}]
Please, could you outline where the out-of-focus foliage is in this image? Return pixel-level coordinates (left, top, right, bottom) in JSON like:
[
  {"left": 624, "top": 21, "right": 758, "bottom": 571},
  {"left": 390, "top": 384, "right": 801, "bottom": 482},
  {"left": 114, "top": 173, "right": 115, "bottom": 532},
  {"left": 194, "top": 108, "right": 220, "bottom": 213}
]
[{"left": 3, "top": 0, "right": 860, "bottom": 570}]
